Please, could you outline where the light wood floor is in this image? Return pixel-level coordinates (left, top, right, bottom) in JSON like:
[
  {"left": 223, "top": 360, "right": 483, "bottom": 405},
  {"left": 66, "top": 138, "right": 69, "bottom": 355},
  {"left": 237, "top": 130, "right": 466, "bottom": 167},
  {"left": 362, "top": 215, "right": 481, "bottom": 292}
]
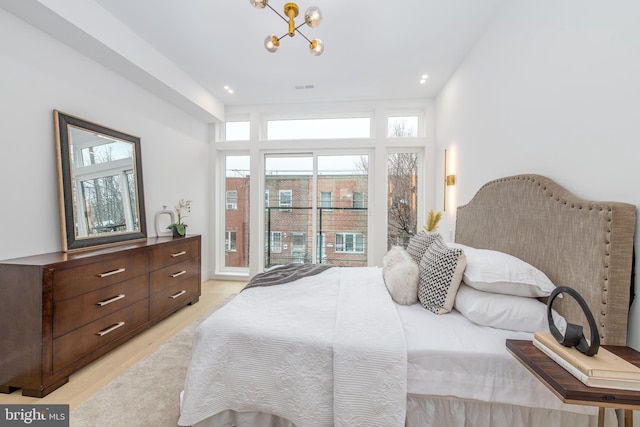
[{"left": 0, "top": 280, "right": 246, "bottom": 410}]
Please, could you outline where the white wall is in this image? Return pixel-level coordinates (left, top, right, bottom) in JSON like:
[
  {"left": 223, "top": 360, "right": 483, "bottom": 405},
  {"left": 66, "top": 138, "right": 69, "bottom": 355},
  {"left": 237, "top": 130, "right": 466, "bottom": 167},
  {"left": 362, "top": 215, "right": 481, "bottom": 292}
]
[
  {"left": 436, "top": 0, "right": 640, "bottom": 349},
  {"left": 0, "top": 9, "right": 211, "bottom": 276}
]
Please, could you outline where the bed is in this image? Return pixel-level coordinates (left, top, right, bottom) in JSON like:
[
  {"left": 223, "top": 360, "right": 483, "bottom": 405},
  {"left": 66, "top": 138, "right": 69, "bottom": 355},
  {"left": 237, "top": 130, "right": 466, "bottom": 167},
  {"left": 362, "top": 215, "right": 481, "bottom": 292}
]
[{"left": 178, "top": 174, "right": 636, "bottom": 427}]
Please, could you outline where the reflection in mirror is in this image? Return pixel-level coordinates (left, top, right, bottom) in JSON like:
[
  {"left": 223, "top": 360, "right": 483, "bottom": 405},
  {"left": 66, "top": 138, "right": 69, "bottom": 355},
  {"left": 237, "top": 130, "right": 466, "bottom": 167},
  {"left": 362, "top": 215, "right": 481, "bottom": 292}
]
[{"left": 54, "top": 111, "right": 147, "bottom": 251}]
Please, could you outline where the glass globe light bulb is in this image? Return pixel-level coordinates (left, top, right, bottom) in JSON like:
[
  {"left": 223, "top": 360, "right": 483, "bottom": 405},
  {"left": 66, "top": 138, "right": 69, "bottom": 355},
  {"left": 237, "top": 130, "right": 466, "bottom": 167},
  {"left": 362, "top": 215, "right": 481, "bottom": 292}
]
[
  {"left": 309, "top": 38, "right": 324, "bottom": 56},
  {"left": 264, "top": 35, "right": 279, "bottom": 53},
  {"left": 250, "top": 0, "right": 268, "bottom": 9},
  {"left": 304, "top": 6, "right": 322, "bottom": 28}
]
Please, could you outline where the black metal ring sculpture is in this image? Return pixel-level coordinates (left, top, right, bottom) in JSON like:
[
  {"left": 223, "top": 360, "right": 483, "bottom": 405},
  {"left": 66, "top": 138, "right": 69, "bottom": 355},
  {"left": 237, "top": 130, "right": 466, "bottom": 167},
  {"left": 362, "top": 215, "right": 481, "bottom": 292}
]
[{"left": 547, "top": 286, "right": 600, "bottom": 357}]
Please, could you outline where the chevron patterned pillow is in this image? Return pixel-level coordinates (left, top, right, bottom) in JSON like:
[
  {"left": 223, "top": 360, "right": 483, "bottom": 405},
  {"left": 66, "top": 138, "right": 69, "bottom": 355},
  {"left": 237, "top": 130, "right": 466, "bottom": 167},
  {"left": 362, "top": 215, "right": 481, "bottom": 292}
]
[
  {"left": 418, "top": 237, "right": 467, "bottom": 314},
  {"left": 406, "top": 231, "right": 441, "bottom": 265}
]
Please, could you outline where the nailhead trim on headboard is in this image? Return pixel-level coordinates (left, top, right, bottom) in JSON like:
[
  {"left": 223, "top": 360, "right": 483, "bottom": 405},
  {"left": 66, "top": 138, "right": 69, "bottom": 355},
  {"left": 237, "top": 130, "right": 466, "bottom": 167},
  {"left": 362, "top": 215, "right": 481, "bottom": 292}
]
[{"left": 455, "top": 174, "right": 635, "bottom": 345}]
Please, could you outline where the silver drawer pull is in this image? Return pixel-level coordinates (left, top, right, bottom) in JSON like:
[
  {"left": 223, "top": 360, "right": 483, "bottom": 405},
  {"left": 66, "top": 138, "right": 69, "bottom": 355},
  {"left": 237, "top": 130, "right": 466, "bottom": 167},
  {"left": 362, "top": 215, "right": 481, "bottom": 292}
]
[
  {"left": 96, "top": 321, "right": 125, "bottom": 336},
  {"left": 171, "top": 251, "right": 187, "bottom": 258},
  {"left": 97, "top": 294, "right": 126, "bottom": 306},
  {"left": 170, "top": 290, "right": 187, "bottom": 299},
  {"left": 98, "top": 268, "right": 126, "bottom": 278},
  {"left": 171, "top": 270, "right": 187, "bottom": 278}
]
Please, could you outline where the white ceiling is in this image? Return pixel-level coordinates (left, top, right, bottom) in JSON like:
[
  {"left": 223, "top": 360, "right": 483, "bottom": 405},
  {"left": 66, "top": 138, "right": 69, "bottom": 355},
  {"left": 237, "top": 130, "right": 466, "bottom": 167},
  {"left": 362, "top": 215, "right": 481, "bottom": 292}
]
[{"left": 2, "top": 0, "right": 506, "bottom": 111}]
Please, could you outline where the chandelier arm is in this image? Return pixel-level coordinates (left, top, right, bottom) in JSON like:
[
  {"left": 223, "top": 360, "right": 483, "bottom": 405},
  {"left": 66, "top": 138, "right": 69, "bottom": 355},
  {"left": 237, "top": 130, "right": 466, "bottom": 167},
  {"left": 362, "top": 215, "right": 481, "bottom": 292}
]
[
  {"left": 295, "top": 29, "right": 313, "bottom": 44},
  {"left": 266, "top": 3, "right": 289, "bottom": 24}
]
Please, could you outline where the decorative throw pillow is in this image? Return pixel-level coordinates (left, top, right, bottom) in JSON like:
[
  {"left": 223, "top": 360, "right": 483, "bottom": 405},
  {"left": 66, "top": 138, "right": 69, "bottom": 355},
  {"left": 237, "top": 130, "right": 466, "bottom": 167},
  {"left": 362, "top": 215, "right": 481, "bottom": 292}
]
[
  {"left": 382, "top": 246, "right": 419, "bottom": 305},
  {"left": 418, "top": 238, "right": 467, "bottom": 314},
  {"left": 448, "top": 243, "right": 556, "bottom": 298},
  {"left": 406, "top": 231, "right": 441, "bottom": 265},
  {"left": 454, "top": 284, "right": 568, "bottom": 333}
]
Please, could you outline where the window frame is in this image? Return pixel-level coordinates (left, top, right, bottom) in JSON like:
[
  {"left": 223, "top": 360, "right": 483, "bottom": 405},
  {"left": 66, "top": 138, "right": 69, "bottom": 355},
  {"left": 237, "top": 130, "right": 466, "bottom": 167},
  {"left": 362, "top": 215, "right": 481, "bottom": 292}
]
[
  {"left": 352, "top": 191, "right": 364, "bottom": 208},
  {"left": 214, "top": 105, "right": 430, "bottom": 278},
  {"left": 279, "top": 189, "right": 292, "bottom": 211},
  {"left": 335, "top": 232, "right": 365, "bottom": 254},
  {"left": 225, "top": 231, "right": 237, "bottom": 252},
  {"left": 226, "top": 190, "right": 238, "bottom": 210},
  {"left": 320, "top": 191, "right": 332, "bottom": 209},
  {"left": 270, "top": 231, "right": 282, "bottom": 253}
]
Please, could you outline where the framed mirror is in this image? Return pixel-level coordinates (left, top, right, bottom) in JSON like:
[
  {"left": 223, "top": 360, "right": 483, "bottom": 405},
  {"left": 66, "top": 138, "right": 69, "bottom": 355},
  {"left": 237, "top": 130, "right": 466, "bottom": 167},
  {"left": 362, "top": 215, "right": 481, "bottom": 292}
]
[{"left": 54, "top": 111, "right": 147, "bottom": 252}]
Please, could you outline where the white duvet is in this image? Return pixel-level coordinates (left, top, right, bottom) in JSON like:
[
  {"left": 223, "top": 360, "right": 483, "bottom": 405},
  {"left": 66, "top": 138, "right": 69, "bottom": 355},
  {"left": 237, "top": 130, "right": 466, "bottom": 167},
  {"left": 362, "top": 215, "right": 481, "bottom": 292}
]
[
  {"left": 179, "top": 266, "right": 598, "bottom": 427},
  {"left": 178, "top": 266, "right": 407, "bottom": 427},
  {"left": 397, "top": 304, "right": 595, "bottom": 416}
]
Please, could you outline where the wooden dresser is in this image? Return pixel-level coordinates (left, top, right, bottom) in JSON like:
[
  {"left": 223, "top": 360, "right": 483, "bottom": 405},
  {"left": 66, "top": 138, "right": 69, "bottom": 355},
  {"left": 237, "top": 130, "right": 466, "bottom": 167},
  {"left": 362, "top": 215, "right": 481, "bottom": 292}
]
[{"left": 0, "top": 235, "right": 201, "bottom": 397}]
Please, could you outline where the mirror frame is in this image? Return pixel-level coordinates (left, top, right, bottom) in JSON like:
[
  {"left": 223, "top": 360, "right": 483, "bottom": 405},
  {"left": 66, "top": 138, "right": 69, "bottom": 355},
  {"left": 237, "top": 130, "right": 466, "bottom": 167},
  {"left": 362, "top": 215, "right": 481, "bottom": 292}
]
[{"left": 54, "top": 110, "right": 147, "bottom": 252}]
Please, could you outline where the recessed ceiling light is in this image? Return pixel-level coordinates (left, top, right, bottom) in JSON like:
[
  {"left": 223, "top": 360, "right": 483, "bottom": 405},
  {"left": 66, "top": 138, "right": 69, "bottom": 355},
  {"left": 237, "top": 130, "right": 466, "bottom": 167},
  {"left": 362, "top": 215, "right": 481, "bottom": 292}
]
[
  {"left": 420, "top": 74, "right": 428, "bottom": 84},
  {"left": 223, "top": 85, "right": 234, "bottom": 94}
]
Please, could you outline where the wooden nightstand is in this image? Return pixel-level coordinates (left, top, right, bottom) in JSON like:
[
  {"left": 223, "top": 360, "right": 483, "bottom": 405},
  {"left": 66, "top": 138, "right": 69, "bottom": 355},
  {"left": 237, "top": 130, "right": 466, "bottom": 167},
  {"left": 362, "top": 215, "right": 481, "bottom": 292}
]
[{"left": 506, "top": 339, "right": 640, "bottom": 427}]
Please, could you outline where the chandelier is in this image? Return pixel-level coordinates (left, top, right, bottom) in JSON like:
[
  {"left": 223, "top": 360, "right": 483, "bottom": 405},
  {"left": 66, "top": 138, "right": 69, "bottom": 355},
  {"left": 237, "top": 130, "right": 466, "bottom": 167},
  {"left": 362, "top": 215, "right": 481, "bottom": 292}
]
[{"left": 250, "top": 0, "right": 324, "bottom": 56}]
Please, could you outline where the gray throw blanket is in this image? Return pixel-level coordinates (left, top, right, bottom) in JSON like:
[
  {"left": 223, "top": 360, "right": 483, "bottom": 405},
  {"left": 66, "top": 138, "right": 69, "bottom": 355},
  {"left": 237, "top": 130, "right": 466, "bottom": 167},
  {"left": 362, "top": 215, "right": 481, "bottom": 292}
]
[{"left": 242, "top": 263, "right": 335, "bottom": 291}]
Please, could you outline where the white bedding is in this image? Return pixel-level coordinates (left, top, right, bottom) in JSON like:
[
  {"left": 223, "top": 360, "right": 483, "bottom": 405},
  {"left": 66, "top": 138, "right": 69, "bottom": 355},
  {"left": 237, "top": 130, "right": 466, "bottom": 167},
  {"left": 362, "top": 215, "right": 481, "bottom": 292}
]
[
  {"left": 179, "top": 266, "right": 606, "bottom": 427},
  {"left": 178, "top": 266, "right": 406, "bottom": 427},
  {"left": 398, "top": 304, "right": 596, "bottom": 415}
]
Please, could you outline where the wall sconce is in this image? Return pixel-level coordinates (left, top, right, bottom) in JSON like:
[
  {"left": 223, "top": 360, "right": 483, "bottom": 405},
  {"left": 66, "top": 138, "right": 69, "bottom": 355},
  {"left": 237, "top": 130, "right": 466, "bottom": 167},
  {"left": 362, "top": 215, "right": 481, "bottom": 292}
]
[{"left": 444, "top": 149, "right": 456, "bottom": 211}]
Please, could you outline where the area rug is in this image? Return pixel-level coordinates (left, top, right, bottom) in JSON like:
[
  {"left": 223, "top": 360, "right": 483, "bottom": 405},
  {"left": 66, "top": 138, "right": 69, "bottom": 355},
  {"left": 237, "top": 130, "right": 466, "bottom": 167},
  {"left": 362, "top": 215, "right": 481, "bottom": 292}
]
[{"left": 70, "top": 296, "right": 235, "bottom": 427}]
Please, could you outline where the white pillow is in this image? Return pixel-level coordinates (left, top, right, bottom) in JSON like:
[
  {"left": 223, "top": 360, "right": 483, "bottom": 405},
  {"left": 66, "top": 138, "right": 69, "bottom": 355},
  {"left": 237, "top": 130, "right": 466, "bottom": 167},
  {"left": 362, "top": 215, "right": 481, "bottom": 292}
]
[
  {"left": 448, "top": 243, "right": 556, "bottom": 298},
  {"left": 418, "top": 238, "right": 466, "bottom": 314},
  {"left": 382, "top": 246, "right": 419, "bottom": 305},
  {"left": 454, "top": 284, "right": 567, "bottom": 333}
]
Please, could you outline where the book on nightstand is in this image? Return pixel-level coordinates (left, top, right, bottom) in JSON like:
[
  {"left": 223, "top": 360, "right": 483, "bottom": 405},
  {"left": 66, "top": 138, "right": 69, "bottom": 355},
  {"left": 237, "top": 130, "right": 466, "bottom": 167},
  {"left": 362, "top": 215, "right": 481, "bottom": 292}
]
[{"left": 533, "top": 331, "right": 640, "bottom": 390}]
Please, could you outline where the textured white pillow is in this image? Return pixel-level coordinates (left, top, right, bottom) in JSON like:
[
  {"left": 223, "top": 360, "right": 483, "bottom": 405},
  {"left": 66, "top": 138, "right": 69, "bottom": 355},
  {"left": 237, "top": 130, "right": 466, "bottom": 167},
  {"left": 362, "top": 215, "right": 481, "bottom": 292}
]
[
  {"left": 406, "top": 231, "right": 441, "bottom": 265},
  {"left": 418, "top": 238, "right": 466, "bottom": 314},
  {"left": 382, "top": 246, "right": 419, "bottom": 305},
  {"left": 448, "top": 243, "right": 556, "bottom": 297},
  {"left": 454, "top": 284, "right": 567, "bottom": 333}
]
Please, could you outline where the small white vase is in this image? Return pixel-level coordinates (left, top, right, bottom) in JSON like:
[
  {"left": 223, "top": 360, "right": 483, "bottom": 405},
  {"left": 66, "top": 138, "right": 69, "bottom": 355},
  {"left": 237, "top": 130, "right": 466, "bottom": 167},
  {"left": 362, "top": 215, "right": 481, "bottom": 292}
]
[{"left": 154, "top": 205, "right": 175, "bottom": 237}]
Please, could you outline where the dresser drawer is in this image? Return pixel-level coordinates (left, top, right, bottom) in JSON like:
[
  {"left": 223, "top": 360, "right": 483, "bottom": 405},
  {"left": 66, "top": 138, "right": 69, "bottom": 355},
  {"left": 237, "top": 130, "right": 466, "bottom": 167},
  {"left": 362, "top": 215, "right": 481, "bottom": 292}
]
[
  {"left": 149, "top": 239, "right": 199, "bottom": 271},
  {"left": 53, "top": 253, "right": 149, "bottom": 302},
  {"left": 149, "top": 257, "right": 199, "bottom": 295},
  {"left": 150, "top": 278, "right": 199, "bottom": 319},
  {"left": 53, "top": 275, "right": 149, "bottom": 338},
  {"left": 52, "top": 299, "right": 149, "bottom": 372}
]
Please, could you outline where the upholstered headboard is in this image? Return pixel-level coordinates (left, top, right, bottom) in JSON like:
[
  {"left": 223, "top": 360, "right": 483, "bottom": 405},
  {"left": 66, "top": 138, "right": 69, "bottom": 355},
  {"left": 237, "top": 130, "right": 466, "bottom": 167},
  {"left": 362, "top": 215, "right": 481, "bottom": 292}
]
[{"left": 455, "top": 174, "right": 636, "bottom": 345}]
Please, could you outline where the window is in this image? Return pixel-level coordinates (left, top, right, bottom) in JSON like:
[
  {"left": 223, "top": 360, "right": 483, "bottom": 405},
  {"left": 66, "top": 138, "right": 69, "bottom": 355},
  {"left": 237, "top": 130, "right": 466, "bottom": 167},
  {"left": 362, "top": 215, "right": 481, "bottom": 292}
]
[
  {"left": 226, "top": 190, "right": 238, "bottom": 210},
  {"left": 225, "top": 231, "right": 237, "bottom": 252},
  {"left": 279, "top": 190, "right": 292, "bottom": 210},
  {"left": 353, "top": 191, "right": 364, "bottom": 208},
  {"left": 320, "top": 191, "right": 332, "bottom": 209},
  {"left": 267, "top": 118, "right": 371, "bottom": 140},
  {"left": 291, "top": 232, "right": 307, "bottom": 263},
  {"left": 224, "top": 155, "right": 250, "bottom": 269},
  {"left": 292, "top": 232, "right": 306, "bottom": 252},
  {"left": 317, "top": 232, "right": 326, "bottom": 263},
  {"left": 270, "top": 231, "right": 282, "bottom": 253},
  {"left": 388, "top": 116, "right": 418, "bottom": 137},
  {"left": 387, "top": 152, "right": 418, "bottom": 250},
  {"left": 335, "top": 233, "right": 364, "bottom": 253},
  {"left": 225, "top": 121, "right": 250, "bottom": 141},
  {"left": 265, "top": 190, "right": 270, "bottom": 208}
]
